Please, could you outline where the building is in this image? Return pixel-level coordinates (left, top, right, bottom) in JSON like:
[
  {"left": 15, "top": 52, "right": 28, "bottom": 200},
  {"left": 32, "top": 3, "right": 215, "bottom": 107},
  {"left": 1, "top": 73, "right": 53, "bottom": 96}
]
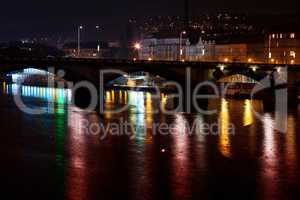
[
  {"left": 137, "top": 37, "right": 215, "bottom": 61},
  {"left": 266, "top": 32, "right": 300, "bottom": 64},
  {"left": 214, "top": 42, "right": 265, "bottom": 63}
]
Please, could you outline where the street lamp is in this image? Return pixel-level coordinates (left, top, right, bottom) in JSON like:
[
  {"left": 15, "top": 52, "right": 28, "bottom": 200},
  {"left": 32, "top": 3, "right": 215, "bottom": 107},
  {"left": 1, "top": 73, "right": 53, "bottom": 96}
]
[
  {"left": 134, "top": 42, "right": 141, "bottom": 60},
  {"left": 96, "top": 25, "right": 101, "bottom": 54},
  {"left": 77, "top": 25, "right": 83, "bottom": 57},
  {"left": 179, "top": 31, "right": 186, "bottom": 61},
  {"left": 134, "top": 42, "right": 141, "bottom": 50}
]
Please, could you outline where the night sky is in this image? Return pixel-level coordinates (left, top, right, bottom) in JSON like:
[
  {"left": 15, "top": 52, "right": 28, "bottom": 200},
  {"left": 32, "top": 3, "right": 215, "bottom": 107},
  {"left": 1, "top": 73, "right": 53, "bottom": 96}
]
[{"left": 0, "top": 0, "right": 299, "bottom": 41}]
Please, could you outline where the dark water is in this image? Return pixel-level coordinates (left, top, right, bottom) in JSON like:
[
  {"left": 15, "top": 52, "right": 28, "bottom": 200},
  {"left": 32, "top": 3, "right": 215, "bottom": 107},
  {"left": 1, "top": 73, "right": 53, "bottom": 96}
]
[{"left": 0, "top": 82, "right": 300, "bottom": 200}]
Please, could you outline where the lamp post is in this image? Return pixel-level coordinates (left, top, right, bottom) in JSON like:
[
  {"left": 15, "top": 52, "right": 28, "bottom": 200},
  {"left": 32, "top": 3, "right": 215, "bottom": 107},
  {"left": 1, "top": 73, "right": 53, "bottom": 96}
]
[
  {"left": 179, "top": 31, "right": 186, "bottom": 61},
  {"left": 134, "top": 42, "right": 141, "bottom": 60},
  {"left": 77, "top": 25, "right": 83, "bottom": 57},
  {"left": 96, "top": 25, "right": 101, "bottom": 55}
]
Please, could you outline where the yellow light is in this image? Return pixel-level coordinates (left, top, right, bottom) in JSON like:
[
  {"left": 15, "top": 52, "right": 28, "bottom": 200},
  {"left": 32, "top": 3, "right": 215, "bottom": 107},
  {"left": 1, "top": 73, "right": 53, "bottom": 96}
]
[
  {"left": 291, "top": 60, "right": 295, "bottom": 64},
  {"left": 148, "top": 57, "right": 153, "bottom": 61},
  {"left": 224, "top": 58, "right": 229, "bottom": 62},
  {"left": 181, "top": 59, "right": 185, "bottom": 62},
  {"left": 248, "top": 58, "right": 253, "bottom": 63},
  {"left": 271, "top": 58, "right": 275, "bottom": 63},
  {"left": 219, "top": 98, "right": 231, "bottom": 158},
  {"left": 243, "top": 100, "right": 254, "bottom": 126}
]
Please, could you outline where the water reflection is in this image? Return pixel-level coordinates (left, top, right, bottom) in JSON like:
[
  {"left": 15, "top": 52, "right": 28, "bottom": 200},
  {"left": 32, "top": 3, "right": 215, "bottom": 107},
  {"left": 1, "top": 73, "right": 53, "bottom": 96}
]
[
  {"left": 260, "top": 114, "right": 280, "bottom": 199},
  {"left": 171, "top": 114, "right": 191, "bottom": 199},
  {"left": 3, "top": 82, "right": 71, "bottom": 104},
  {"left": 243, "top": 99, "right": 254, "bottom": 126},
  {"left": 219, "top": 98, "right": 232, "bottom": 158},
  {"left": 2, "top": 76, "right": 300, "bottom": 200},
  {"left": 285, "top": 116, "right": 298, "bottom": 184}
]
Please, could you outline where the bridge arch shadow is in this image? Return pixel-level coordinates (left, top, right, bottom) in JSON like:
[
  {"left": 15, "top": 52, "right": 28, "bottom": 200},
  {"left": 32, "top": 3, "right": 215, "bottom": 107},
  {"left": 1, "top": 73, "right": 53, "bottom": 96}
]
[{"left": 213, "top": 69, "right": 269, "bottom": 83}]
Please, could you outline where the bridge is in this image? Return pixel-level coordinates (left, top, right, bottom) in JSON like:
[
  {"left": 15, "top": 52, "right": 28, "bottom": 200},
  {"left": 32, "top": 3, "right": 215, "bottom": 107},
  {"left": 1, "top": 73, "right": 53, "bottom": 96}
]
[
  {"left": 1, "top": 57, "right": 300, "bottom": 110},
  {"left": 1, "top": 57, "right": 299, "bottom": 86}
]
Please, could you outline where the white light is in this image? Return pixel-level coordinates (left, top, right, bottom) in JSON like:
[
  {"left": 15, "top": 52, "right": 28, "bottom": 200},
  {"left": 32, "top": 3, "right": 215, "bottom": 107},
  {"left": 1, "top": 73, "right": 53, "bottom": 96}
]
[
  {"left": 250, "top": 65, "right": 258, "bottom": 72},
  {"left": 134, "top": 43, "right": 141, "bottom": 50},
  {"left": 277, "top": 67, "right": 281, "bottom": 73},
  {"left": 218, "top": 64, "right": 225, "bottom": 71}
]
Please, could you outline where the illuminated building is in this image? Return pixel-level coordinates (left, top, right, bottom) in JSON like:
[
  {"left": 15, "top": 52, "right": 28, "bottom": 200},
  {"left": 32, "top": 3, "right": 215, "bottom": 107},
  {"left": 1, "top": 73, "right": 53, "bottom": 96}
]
[
  {"left": 137, "top": 37, "right": 215, "bottom": 61},
  {"left": 266, "top": 32, "right": 300, "bottom": 64}
]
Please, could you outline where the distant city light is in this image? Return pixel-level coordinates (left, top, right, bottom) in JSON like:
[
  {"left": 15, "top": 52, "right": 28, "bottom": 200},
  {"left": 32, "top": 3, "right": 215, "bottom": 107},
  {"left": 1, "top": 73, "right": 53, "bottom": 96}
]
[
  {"left": 224, "top": 58, "right": 229, "bottom": 62},
  {"left": 218, "top": 64, "right": 226, "bottom": 71},
  {"left": 290, "top": 33, "right": 296, "bottom": 39},
  {"left": 250, "top": 65, "right": 258, "bottom": 72},
  {"left": 248, "top": 58, "right": 253, "bottom": 63},
  {"left": 290, "top": 51, "right": 296, "bottom": 58},
  {"left": 134, "top": 43, "right": 141, "bottom": 50},
  {"left": 277, "top": 67, "right": 281, "bottom": 73},
  {"left": 269, "top": 52, "right": 272, "bottom": 59}
]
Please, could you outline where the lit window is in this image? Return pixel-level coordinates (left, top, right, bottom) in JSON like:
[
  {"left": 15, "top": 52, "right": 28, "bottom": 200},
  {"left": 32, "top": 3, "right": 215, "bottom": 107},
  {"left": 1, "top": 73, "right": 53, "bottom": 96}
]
[
  {"left": 290, "top": 51, "right": 296, "bottom": 58},
  {"left": 290, "top": 33, "right": 295, "bottom": 39},
  {"left": 268, "top": 52, "right": 272, "bottom": 59}
]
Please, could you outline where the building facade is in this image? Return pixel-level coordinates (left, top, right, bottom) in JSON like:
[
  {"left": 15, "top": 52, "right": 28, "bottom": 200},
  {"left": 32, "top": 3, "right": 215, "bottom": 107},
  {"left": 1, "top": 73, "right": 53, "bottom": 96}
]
[
  {"left": 137, "top": 37, "right": 215, "bottom": 61},
  {"left": 267, "top": 32, "right": 300, "bottom": 64}
]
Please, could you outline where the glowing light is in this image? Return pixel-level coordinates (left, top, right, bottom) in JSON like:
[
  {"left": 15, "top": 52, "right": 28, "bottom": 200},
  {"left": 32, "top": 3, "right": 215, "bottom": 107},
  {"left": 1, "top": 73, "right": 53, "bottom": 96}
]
[
  {"left": 2, "top": 82, "right": 6, "bottom": 94},
  {"left": 290, "top": 51, "right": 296, "bottom": 58},
  {"left": 148, "top": 57, "right": 153, "bottom": 61},
  {"left": 290, "top": 33, "right": 295, "bottom": 39},
  {"left": 243, "top": 100, "right": 254, "bottom": 126},
  {"left": 127, "top": 79, "right": 136, "bottom": 87},
  {"left": 271, "top": 58, "right": 275, "bottom": 63},
  {"left": 134, "top": 43, "right": 141, "bottom": 50},
  {"left": 277, "top": 67, "right": 281, "bottom": 73},
  {"left": 133, "top": 58, "right": 137, "bottom": 61},
  {"left": 224, "top": 58, "right": 229, "bottom": 62},
  {"left": 219, "top": 99, "right": 231, "bottom": 158},
  {"left": 248, "top": 58, "right": 253, "bottom": 63},
  {"left": 218, "top": 64, "right": 226, "bottom": 71},
  {"left": 250, "top": 65, "right": 258, "bottom": 72},
  {"left": 291, "top": 60, "right": 295, "bottom": 64},
  {"left": 161, "top": 149, "right": 166, "bottom": 153}
]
